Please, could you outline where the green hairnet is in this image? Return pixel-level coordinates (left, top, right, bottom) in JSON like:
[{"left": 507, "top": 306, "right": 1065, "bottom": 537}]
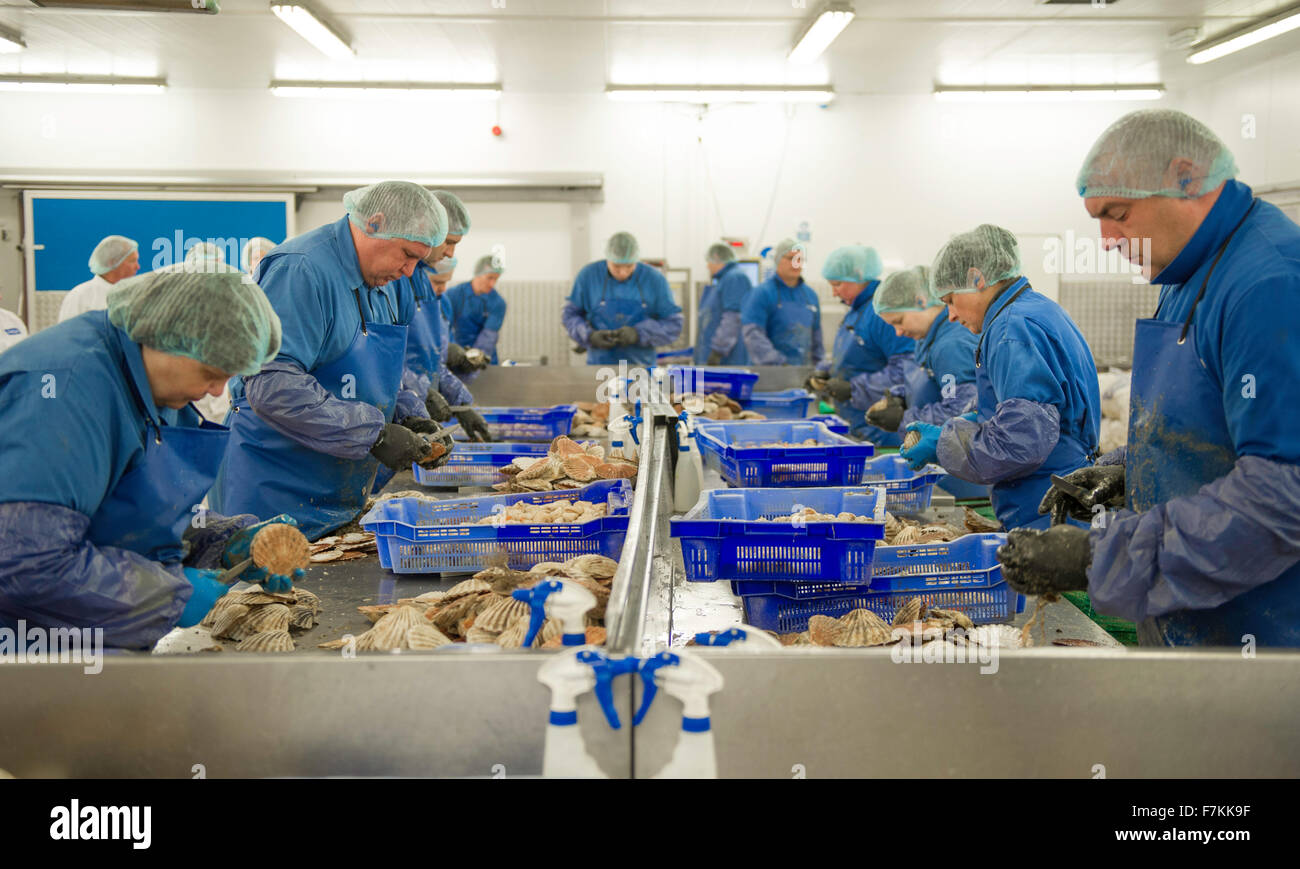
[
  {"left": 931, "top": 225, "right": 1022, "bottom": 295},
  {"left": 241, "top": 237, "right": 276, "bottom": 272},
  {"left": 432, "top": 190, "right": 471, "bottom": 236},
  {"left": 343, "top": 181, "right": 447, "bottom": 248},
  {"left": 873, "top": 266, "right": 936, "bottom": 314},
  {"left": 106, "top": 270, "right": 281, "bottom": 376},
  {"left": 821, "top": 245, "right": 882, "bottom": 283},
  {"left": 773, "top": 238, "right": 806, "bottom": 264},
  {"left": 89, "top": 235, "right": 138, "bottom": 276},
  {"left": 706, "top": 243, "right": 736, "bottom": 265},
  {"left": 606, "top": 232, "right": 640, "bottom": 264},
  {"left": 475, "top": 253, "right": 503, "bottom": 276},
  {"left": 1077, "top": 109, "right": 1238, "bottom": 200}
]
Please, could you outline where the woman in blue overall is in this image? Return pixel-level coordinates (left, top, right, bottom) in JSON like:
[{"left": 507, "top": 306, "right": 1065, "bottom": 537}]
[
  {"left": 807, "top": 245, "right": 915, "bottom": 446},
  {"left": 742, "top": 238, "right": 823, "bottom": 366},
  {"left": 900, "top": 225, "right": 1101, "bottom": 531},
  {"left": 869, "top": 265, "right": 986, "bottom": 499},
  {"left": 694, "top": 243, "right": 750, "bottom": 365},
  {"left": 210, "top": 182, "right": 454, "bottom": 541},
  {"left": 562, "top": 232, "right": 683, "bottom": 367},
  {"left": 0, "top": 270, "right": 294, "bottom": 649},
  {"left": 1003, "top": 109, "right": 1300, "bottom": 646},
  {"left": 445, "top": 254, "right": 507, "bottom": 381}
]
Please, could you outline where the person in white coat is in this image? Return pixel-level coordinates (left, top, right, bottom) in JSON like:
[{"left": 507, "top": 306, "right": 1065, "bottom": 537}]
[
  {"left": 0, "top": 306, "right": 26, "bottom": 353},
  {"left": 57, "top": 235, "right": 140, "bottom": 322}
]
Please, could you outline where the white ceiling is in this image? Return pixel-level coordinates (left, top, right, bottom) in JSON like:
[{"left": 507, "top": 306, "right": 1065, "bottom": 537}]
[{"left": 0, "top": 0, "right": 1297, "bottom": 94}]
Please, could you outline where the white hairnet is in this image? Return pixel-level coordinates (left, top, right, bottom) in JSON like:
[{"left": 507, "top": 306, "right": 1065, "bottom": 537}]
[
  {"left": 605, "top": 232, "right": 640, "bottom": 264},
  {"left": 343, "top": 181, "right": 447, "bottom": 248},
  {"left": 432, "top": 190, "right": 471, "bottom": 237},
  {"left": 1077, "top": 109, "right": 1237, "bottom": 200},
  {"left": 89, "top": 235, "right": 138, "bottom": 276},
  {"left": 706, "top": 243, "right": 736, "bottom": 265},
  {"left": 241, "top": 237, "right": 277, "bottom": 272},
  {"left": 931, "top": 225, "right": 1021, "bottom": 295}
]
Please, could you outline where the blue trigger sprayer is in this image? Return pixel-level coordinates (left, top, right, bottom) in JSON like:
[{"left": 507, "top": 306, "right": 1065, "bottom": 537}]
[{"left": 512, "top": 579, "right": 596, "bottom": 648}]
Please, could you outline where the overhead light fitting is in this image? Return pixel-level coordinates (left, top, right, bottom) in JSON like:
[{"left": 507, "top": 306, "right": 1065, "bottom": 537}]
[
  {"left": 1187, "top": 2, "right": 1300, "bottom": 64},
  {"left": 0, "top": 23, "right": 25, "bottom": 53},
  {"left": 270, "top": 80, "right": 501, "bottom": 99},
  {"left": 271, "top": 3, "right": 353, "bottom": 59},
  {"left": 605, "top": 84, "right": 834, "bottom": 104},
  {"left": 0, "top": 74, "right": 167, "bottom": 94},
  {"left": 933, "top": 84, "right": 1165, "bottom": 102},
  {"left": 789, "top": 1, "right": 855, "bottom": 65},
  {"left": 30, "top": 0, "right": 217, "bottom": 12}
]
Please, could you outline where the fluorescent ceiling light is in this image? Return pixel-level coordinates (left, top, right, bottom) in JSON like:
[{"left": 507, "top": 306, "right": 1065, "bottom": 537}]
[
  {"left": 1187, "top": 3, "right": 1300, "bottom": 64},
  {"left": 789, "top": 1, "right": 854, "bottom": 65},
  {"left": 933, "top": 84, "right": 1164, "bottom": 102},
  {"left": 270, "top": 80, "right": 501, "bottom": 100},
  {"left": 606, "top": 85, "right": 834, "bottom": 104},
  {"left": 0, "top": 23, "right": 25, "bottom": 53},
  {"left": 271, "top": 3, "right": 353, "bottom": 60},
  {"left": 0, "top": 74, "right": 166, "bottom": 94}
]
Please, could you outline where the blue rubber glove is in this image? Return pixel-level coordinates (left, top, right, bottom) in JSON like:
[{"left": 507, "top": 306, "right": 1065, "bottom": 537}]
[
  {"left": 178, "top": 567, "right": 229, "bottom": 628},
  {"left": 959, "top": 411, "right": 978, "bottom": 423},
  {"left": 900, "top": 421, "right": 942, "bottom": 472},
  {"left": 220, "top": 514, "right": 305, "bottom": 593}
]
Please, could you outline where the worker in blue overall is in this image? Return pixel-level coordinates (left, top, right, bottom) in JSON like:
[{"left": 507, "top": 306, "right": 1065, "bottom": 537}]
[
  {"left": 694, "top": 242, "right": 750, "bottom": 365},
  {"left": 0, "top": 270, "right": 296, "bottom": 649},
  {"left": 742, "top": 238, "right": 823, "bottom": 366},
  {"left": 900, "top": 225, "right": 1101, "bottom": 531},
  {"left": 562, "top": 231, "right": 683, "bottom": 367},
  {"left": 1000, "top": 109, "right": 1300, "bottom": 646},
  {"left": 210, "top": 182, "right": 455, "bottom": 540},
  {"left": 445, "top": 254, "right": 507, "bottom": 381},
  {"left": 806, "top": 245, "right": 915, "bottom": 445}
]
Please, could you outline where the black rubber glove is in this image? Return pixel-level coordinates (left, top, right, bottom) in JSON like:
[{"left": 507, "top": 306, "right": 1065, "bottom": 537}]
[
  {"left": 706, "top": 351, "right": 723, "bottom": 366},
  {"left": 804, "top": 371, "right": 828, "bottom": 393},
  {"left": 456, "top": 408, "right": 494, "bottom": 443},
  {"left": 823, "top": 377, "right": 852, "bottom": 404},
  {"left": 425, "top": 388, "right": 452, "bottom": 423},
  {"left": 401, "top": 417, "right": 444, "bottom": 435},
  {"left": 589, "top": 330, "right": 620, "bottom": 350},
  {"left": 613, "top": 325, "right": 640, "bottom": 346},
  {"left": 1037, "top": 464, "right": 1126, "bottom": 523},
  {"left": 865, "top": 393, "right": 907, "bottom": 432},
  {"left": 996, "top": 525, "right": 1093, "bottom": 597},
  {"left": 445, "top": 343, "right": 472, "bottom": 374},
  {"left": 371, "top": 423, "right": 437, "bottom": 472}
]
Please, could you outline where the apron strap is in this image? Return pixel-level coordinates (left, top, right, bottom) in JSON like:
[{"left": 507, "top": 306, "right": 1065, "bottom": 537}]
[
  {"left": 974, "top": 277, "right": 1030, "bottom": 368},
  {"left": 352, "top": 287, "right": 370, "bottom": 336},
  {"left": 1176, "top": 199, "right": 1257, "bottom": 345}
]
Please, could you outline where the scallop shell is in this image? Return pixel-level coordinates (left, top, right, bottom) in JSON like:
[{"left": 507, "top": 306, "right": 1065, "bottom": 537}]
[
  {"left": 237, "top": 630, "right": 295, "bottom": 652},
  {"left": 310, "top": 550, "right": 343, "bottom": 563},
  {"left": 515, "top": 478, "right": 554, "bottom": 492},
  {"left": 595, "top": 462, "right": 637, "bottom": 480},
  {"left": 379, "top": 606, "right": 426, "bottom": 634},
  {"left": 200, "top": 595, "right": 240, "bottom": 628},
  {"left": 927, "top": 607, "right": 974, "bottom": 631},
  {"left": 902, "top": 429, "right": 922, "bottom": 451},
  {"left": 834, "top": 609, "right": 894, "bottom": 647},
  {"left": 475, "top": 596, "right": 533, "bottom": 632},
  {"left": 563, "top": 457, "right": 598, "bottom": 481},
  {"left": 962, "top": 624, "right": 1025, "bottom": 649},
  {"left": 430, "top": 594, "right": 481, "bottom": 635},
  {"left": 778, "top": 632, "right": 812, "bottom": 646},
  {"left": 406, "top": 623, "right": 452, "bottom": 649},
  {"left": 517, "top": 456, "right": 562, "bottom": 481},
  {"left": 317, "top": 636, "right": 351, "bottom": 650},
  {"left": 290, "top": 605, "right": 316, "bottom": 630},
  {"left": 412, "top": 590, "right": 446, "bottom": 604},
  {"left": 892, "top": 597, "right": 925, "bottom": 626},
  {"left": 529, "top": 562, "right": 569, "bottom": 577},
  {"left": 210, "top": 604, "right": 251, "bottom": 639},
  {"left": 550, "top": 436, "right": 586, "bottom": 458},
  {"left": 243, "top": 603, "right": 291, "bottom": 634},
  {"left": 553, "top": 480, "right": 584, "bottom": 489},
  {"left": 464, "top": 624, "right": 502, "bottom": 644},
  {"left": 892, "top": 525, "right": 922, "bottom": 545},
  {"left": 341, "top": 532, "right": 370, "bottom": 545},
  {"left": 355, "top": 619, "right": 405, "bottom": 652},
  {"left": 538, "top": 618, "right": 563, "bottom": 645},
  {"left": 806, "top": 615, "right": 843, "bottom": 647},
  {"left": 565, "top": 554, "right": 618, "bottom": 580},
  {"left": 292, "top": 586, "right": 321, "bottom": 611},
  {"left": 444, "top": 578, "right": 492, "bottom": 600},
  {"left": 584, "top": 442, "right": 605, "bottom": 460},
  {"left": 358, "top": 604, "right": 397, "bottom": 623},
  {"left": 495, "top": 615, "right": 531, "bottom": 649},
  {"left": 228, "top": 591, "right": 288, "bottom": 606},
  {"left": 315, "top": 536, "right": 341, "bottom": 546},
  {"left": 250, "top": 523, "right": 310, "bottom": 576}
]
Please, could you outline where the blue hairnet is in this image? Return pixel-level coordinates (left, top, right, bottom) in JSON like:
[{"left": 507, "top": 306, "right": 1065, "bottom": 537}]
[
  {"left": 773, "top": 238, "right": 806, "bottom": 265},
  {"left": 106, "top": 270, "right": 281, "bottom": 376},
  {"left": 241, "top": 237, "right": 276, "bottom": 272},
  {"left": 706, "top": 243, "right": 736, "bottom": 265},
  {"left": 343, "top": 181, "right": 447, "bottom": 248},
  {"left": 1077, "top": 109, "right": 1238, "bottom": 200},
  {"left": 432, "top": 190, "right": 472, "bottom": 236},
  {"left": 931, "top": 225, "right": 1022, "bottom": 295},
  {"left": 873, "top": 266, "right": 936, "bottom": 314},
  {"left": 475, "top": 253, "right": 503, "bottom": 276},
  {"left": 821, "top": 245, "right": 882, "bottom": 283},
  {"left": 89, "top": 235, "right": 138, "bottom": 276},
  {"left": 605, "top": 232, "right": 640, "bottom": 264}
]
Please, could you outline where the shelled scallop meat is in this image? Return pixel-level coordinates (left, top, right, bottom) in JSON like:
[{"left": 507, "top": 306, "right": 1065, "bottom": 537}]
[{"left": 491, "top": 435, "right": 637, "bottom": 493}]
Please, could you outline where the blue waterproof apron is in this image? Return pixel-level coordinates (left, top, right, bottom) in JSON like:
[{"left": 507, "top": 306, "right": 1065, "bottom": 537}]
[
  {"left": 831, "top": 293, "right": 901, "bottom": 447},
  {"left": 773, "top": 284, "right": 818, "bottom": 366},
  {"left": 913, "top": 317, "right": 989, "bottom": 500},
  {"left": 694, "top": 275, "right": 748, "bottom": 365},
  {"left": 88, "top": 367, "right": 229, "bottom": 564},
  {"left": 976, "top": 278, "right": 1097, "bottom": 530},
  {"left": 1127, "top": 202, "right": 1300, "bottom": 646},
  {"left": 211, "top": 288, "right": 408, "bottom": 540},
  {"left": 405, "top": 274, "right": 445, "bottom": 382},
  {"left": 588, "top": 272, "right": 655, "bottom": 367}
]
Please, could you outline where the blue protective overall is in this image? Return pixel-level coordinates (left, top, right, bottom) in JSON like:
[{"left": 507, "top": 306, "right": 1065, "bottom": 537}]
[
  {"left": 828, "top": 282, "right": 914, "bottom": 446},
  {"left": 562, "top": 261, "right": 683, "bottom": 367},
  {"left": 694, "top": 262, "right": 750, "bottom": 365}
]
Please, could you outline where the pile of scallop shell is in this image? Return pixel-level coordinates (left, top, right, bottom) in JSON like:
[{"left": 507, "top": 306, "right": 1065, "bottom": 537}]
[
  {"left": 570, "top": 402, "right": 612, "bottom": 438},
  {"left": 307, "top": 531, "right": 379, "bottom": 563},
  {"left": 672, "top": 392, "right": 765, "bottom": 421},
  {"left": 199, "top": 585, "right": 323, "bottom": 653},
  {"left": 491, "top": 435, "right": 637, "bottom": 493},
  {"left": 878, "top": 506, "right": 1001, "bottom": 545},
  {"left": 753, "top": 507, "right": 878, "bottom": 524},
  {"left": 474, "top": 498, "right": 608, "bottom": 525},
  {"left": 777, "top": 596, "right": 1025, "bottom": 648},
  {"left": 316, "top": 554, "right": 617, "bottom": 652}
]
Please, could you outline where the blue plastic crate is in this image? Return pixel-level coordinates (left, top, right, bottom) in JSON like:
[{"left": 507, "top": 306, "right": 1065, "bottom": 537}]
[
  {"left": 671, "top": 487, "right": 887, "bottom": 583},
  {"left": 741, "top": 389, "right": 815, "bottom": 420},
  {"left": 936, "top": 474, "right": 992, "bottom": 502},
  {"left": 694, "top": 420, "right": 875, "bottom": 487},
  {"left": 735, "top": 534, "right": 1025, "bottom": 633},
  {"left": 809, "top": 414, "right": 850, "bottom": 434},
  {"left": 411, "top": 441, "right": 551, "bottom": 488},
  {"left": 360, "top": 479, "right": 632, "bottom": 575},
  {"left": 441, "top": 405, "right": 577, "bottom": 442},
  {"left": 667, "top": 366, "right": 759, "bottom": 401},
  {"left": 859, "top": 454, "right": 946, "bottom": 514}
]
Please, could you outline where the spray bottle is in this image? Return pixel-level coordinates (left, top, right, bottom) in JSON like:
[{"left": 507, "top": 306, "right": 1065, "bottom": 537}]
[
  {"left": 673, "top": 411, "right": 705, "bottom": 512},
  {"left": 537, "top": 650, "right": 607, "bottom": 778},
  {"left": 692, "top": 625, "right": 783, "bottom": 650},
  {"left": 634, "top": 649, "right": 725, "bottom": 778},
  {"left": 513, "top": 579, "right": 597, "bottom": 648}
]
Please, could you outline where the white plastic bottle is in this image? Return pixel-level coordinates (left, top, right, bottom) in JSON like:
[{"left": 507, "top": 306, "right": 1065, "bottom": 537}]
[
  {"left": 674, "top": 417, "right": 704, "bottom": 512},
  {"left": 538, "top": 651, "right": 607, "bottom": 778},
  {"left": 651, "top": 650, "right": 724, "bottom": 779}
]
